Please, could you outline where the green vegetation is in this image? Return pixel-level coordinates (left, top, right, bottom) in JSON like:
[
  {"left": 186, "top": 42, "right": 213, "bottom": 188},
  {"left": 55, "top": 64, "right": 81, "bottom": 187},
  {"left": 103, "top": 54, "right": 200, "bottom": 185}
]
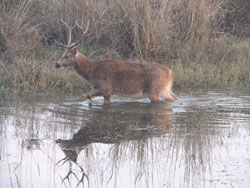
[{"left": 0, "top": 0, "right": 249, "bottom": 94}]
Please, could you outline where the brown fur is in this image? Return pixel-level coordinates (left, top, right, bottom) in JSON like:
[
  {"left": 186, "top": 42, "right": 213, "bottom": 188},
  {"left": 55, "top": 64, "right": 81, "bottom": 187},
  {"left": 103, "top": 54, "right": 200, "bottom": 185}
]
[{"left": 55, "top": 48, "right": 177, "bottom": 103}]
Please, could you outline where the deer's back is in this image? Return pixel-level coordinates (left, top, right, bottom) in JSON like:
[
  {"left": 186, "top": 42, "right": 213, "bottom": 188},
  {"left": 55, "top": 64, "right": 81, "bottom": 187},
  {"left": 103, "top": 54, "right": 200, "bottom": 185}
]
[{"left": 94, "top": 59, "right": 169, "bottom": 77}]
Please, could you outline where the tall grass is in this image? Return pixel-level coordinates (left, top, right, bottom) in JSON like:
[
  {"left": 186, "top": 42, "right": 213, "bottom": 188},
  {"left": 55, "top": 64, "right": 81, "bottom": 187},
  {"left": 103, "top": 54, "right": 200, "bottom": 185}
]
[{"left": 0, "top": 0, "right": 249, "bottom": 94}]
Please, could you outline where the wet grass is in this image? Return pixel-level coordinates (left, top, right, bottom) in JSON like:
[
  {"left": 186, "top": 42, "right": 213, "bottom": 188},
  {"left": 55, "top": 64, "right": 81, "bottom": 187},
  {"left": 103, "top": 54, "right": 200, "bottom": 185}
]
[
  {"left": 0, "top": 44, "right": 88, "bottom": 95},
  {"left": 1, "top": 39, "right": 249, "bottom": 95},
  {"left": 1, "top": 38, "right": 249, "bottom": 95},
  {"left": 173, "top": 45, "right": 250, "bottom": 89}
]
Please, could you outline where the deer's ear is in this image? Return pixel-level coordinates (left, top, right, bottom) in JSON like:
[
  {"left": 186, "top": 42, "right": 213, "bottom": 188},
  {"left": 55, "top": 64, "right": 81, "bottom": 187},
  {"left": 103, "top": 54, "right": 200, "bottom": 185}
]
[{"left": 72, "top": 48, "right": 77, "bottom": 56}]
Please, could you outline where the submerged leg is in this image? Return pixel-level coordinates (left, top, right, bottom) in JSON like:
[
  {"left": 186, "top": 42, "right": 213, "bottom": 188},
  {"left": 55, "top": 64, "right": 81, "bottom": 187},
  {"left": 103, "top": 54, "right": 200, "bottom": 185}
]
[
  {"left": 104, "top": 95, "right": 111, "bottom": 103},
  {"left": 87, "top": 83, "right": 112, "bottom": 103},
  {"left": 149, "top": 94, "right": 161, "bottom": 102},
  {"left": 87, "top": 90, "right": 105, "bottom": 102},
  {"left": 170, "top": 93, "right": 178, "bottom": 100},
  {"left": 160, "top": 79, "right": 178, "bottom": 100}
]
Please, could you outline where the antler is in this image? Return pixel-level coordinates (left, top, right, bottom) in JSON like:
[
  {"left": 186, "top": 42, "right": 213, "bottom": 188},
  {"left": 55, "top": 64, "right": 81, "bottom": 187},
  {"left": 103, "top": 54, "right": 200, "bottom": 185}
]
[
  {"left": 68, "top": 18, "right": 89, "bottom": 49},
  {"left": 55, "top": 18, "right": 89, "bottom": 49},
  {"left": 57, "top": 156, "right": 89, "bottom": 187},
  {"left": 60, "top": 18, "right": 76, "bottom": 46},
  {"left": 76, "top": 18, "right": 89, "bottom": 39}
]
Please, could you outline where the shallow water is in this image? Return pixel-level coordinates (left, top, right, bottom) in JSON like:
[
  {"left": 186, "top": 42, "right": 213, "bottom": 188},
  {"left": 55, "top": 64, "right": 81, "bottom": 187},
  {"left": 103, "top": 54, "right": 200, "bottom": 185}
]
[{"left": 0, "top": 89, "right": 250, "bottom": 188}]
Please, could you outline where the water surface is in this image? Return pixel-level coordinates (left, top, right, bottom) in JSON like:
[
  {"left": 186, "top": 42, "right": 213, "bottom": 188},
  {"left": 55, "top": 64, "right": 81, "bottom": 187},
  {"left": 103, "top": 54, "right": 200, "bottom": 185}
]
[{"left": 0, "top": 89, "right": 250, "bottom": 188}]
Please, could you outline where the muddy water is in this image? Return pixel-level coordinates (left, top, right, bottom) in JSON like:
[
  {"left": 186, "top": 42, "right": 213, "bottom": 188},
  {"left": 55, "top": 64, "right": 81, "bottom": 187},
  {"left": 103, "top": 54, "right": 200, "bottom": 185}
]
[{"left": 0, "top": 89, "right": 250, "bottom": 188}]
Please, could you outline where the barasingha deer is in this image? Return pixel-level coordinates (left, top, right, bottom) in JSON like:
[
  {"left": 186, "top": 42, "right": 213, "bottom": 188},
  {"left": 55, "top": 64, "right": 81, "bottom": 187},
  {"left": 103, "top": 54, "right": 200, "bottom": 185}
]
[{"left": 55, "top": 18, "right": 177, "bottom": 103}]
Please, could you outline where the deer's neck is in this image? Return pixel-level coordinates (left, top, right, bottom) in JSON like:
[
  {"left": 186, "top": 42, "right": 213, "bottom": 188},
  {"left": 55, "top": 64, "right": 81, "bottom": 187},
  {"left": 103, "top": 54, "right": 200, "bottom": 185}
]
[{"left": 74, "top": 52, "right": 96, "bottom": 81}]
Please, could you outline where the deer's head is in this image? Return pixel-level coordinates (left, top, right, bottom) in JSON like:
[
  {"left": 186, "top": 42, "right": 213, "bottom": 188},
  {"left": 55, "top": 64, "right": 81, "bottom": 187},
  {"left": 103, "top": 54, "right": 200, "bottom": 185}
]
[{"left": 55, "top": 18, "right": 89, "bottom": 68}]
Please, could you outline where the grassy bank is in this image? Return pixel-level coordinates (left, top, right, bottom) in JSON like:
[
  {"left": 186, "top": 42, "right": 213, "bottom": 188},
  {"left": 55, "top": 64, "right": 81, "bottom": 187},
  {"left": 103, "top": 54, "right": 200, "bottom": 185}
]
[{"left": 0, "top": 0, "right": 249, "bottom": 95}]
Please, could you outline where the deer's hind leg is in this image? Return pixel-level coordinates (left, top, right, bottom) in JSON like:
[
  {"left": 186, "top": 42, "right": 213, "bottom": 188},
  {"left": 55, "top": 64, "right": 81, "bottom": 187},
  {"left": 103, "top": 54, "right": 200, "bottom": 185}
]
[
  {"left": 160, "top": 80, "right": 178, "bottom": 100},
  {"left": 148, "top": 95, "right": 161, "bottom": 102},
  {"left": 147, "top": 83, "right": 162, "bottom": 102},
  {"left": 148, "top": 75, "right": 177, "bottom": 102}
]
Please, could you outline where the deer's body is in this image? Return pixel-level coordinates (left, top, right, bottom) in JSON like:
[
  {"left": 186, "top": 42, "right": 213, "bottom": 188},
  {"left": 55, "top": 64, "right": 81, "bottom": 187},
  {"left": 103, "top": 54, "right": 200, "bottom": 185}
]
[{"left": 55, "top": 19, "right": 177, "bottom": 103}]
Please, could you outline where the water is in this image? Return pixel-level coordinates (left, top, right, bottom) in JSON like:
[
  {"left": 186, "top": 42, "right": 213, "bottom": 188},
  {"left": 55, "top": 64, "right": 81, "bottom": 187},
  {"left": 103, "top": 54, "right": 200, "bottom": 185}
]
[{"left": 0, "top": 89, "right": 250, "bottom": 188}]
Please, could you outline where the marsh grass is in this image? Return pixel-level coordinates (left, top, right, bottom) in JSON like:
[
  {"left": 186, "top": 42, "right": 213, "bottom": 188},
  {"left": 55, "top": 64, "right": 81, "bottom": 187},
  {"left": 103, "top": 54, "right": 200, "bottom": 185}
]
[
  {"left": 0, "top": 41, "right": 87, "bottom": 94},
  {"left": 0, "top": 0, "right": 249, "bottom": 94},
  {"left": 173, "top": 38, "right": 250, "bottom": 88}
]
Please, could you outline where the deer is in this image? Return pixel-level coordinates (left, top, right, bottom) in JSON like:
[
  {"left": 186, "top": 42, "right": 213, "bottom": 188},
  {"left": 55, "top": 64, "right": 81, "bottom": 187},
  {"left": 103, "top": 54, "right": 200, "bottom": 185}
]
[{"left": 55, "top": 18, "right": 177, "bottom": 103}]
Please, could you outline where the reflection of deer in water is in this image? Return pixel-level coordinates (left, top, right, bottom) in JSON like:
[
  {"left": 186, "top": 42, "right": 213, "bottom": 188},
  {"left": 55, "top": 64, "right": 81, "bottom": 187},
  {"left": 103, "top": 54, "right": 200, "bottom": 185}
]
[
  {"left": 56, "top": 145, "right": 88, "bottom": 187},
  {"left": 56, "top": 102, "right": 172, "bottom": 185}
]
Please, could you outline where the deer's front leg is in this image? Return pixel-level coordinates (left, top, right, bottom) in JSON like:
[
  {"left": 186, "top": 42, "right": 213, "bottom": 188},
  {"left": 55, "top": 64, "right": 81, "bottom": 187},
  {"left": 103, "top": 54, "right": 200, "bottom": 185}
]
[
  {"left": 104, "top": 95, "right": 111, "bottom": 103},
  {"left": 87, "top": 90, "right": 103, "bottom": 102},
  {"left": 88, "top": 83, "right": 112, "bottom": 103}
]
